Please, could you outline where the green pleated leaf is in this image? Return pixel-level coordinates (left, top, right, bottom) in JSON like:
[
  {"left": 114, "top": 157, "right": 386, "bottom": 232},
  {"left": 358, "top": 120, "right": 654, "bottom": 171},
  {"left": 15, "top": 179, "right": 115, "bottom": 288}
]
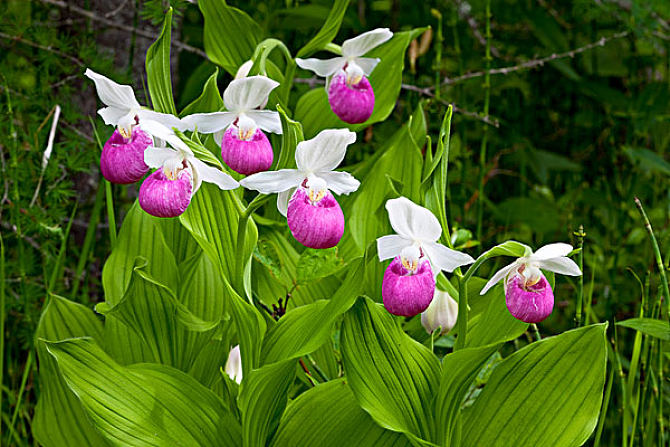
[
  {"left": 434, "top": 343, "right": 500, "bottom": 446},
  {"left": 44, "top": 338, "right": 241, "bottom": 447},
  {"left": 179, "top": 183, "right": 266, "bottom": 375},
  {"left": 238, "top": 359, "right": 297, "bottom": 447},
  {"left": 33, "top": 295, "right": 110, "bottom": 447},
  {"left": 275, "top": 104, "right": 304, "bottom": 169},
  {"left": 145, "top": 8, "right": 176, "bottom": 114},
  {"left": 261, "top": 258, "right": 364, "bottom": 364},
  {"left": 616, "top": 317, "right": 670, "bottom": 341},
  {"left": 272, "top": 379, "right": 411, "bottom": 447},
  {"left": 466, "top": 277, "right": 529, "bottom": 347},
  {"left": 199, "top": 0, "right": 262, "bottom": 75},
  {"left": 341, "top": 297, "right": 439, "bottom": 441},
  {"left": 180, "top": 67, "right": 223, "bottom": 116},
  {"left": 295, "top": 28, "right": 428, "bottom": 138},
  {"left": 296, "top": 0, "right": 350, "bottom": 58},
  {"left": 461, "top": 324, "right": 608, "bottom": 447}
]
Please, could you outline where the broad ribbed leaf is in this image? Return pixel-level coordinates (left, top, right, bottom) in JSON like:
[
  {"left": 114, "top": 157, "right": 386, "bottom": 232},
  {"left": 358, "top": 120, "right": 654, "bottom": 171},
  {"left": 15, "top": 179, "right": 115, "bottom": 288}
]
[
  {"left": 272, "top": 379, "right": 411, "bottom": 447},
  {"left": 238, "top": 359, "right": 296, "bottom": 447},
  {"left": 434, "top": 343, "right": 500, "bottom": 446},
  {"left": 179, "top": 184, "right": 266, "bottom": 375},
  {"left": 44, "top": 338, "right": 241, "bottom": 447},
  {"left": 180, "top": 67, "right": 223, "bottom": 116},
  {"left": 276, "top": 105, "right": 304, "bottom": 169},
  {"left": 617, "top": 317, "right": 670, "bottom": 341},
  {"left": 261, "top": 258, "right": 364, "bottom": 364},
  {"left": 145, "top": 8, "right": 177, "bottom": 114},
  {"left": 33, "top": 295, "right": 109, "bottom": 447},
  {"left": 295, "top": 28, "right": 428, "bottom": 138},
  {"left": 341, "top": 297, "right": 439, "bottom": 441},
  {"left": 296, "top": 0, "right": 350, "bottom": 58},
  {"left": 199, "top": 0, "right": 262, "bottom": 75},
  {"left": 466, "top": 277, "right": 529, "bottom": 347},
  {"left": 461, "top": 324, "right": 608, "bottom": 447}
]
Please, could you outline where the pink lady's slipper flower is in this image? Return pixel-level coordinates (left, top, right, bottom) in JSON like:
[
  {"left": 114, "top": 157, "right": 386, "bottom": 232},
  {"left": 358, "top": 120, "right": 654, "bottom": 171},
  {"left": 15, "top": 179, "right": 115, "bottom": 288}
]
[
  {"left": 296, "top": 28, "right": 393, "bottom": 124},
  {"left": 377, "top": 198, "right": 474, "bottom": 317},
  {"left": 240, "top": 129, "right": 360, "bottom": 249},
  {"left": 85, "top": 69, "right": 186, "bottom": 184},
  {"left": 137, "top": 121, "right": 238, "bottom": 218},
  {"left": 479, "top": 243, "right": 582, "bottom": 323},
  {"left": 182, "top": 76, "right": 282, "bottom": 175},
  {"left": 421, "top": 289, "right": 459, "bottom": 336}
]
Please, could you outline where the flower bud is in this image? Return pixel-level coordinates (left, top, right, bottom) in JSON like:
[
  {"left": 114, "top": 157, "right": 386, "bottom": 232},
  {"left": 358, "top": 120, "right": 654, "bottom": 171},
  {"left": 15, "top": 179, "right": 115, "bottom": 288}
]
[
  {"left": 100, "top": 128, "right": 152, "bottom": 184},
  {"left": 221, "top": 127, "right": 273, "bottom": 175},
  {"left": 382, "top": 256, "right": 435, "bottom": 317},
  {"left": 138, "top": 166, "right": 193, "bottom": 218},
  {"left": 421, "top": 289, "right": 458, "bottom": 335},
  {"left": 505, "top": 273, "right": 554, "bottom": 323},
  {"left": 224, "top": 345, "right": 242, "bottom": 384},
  {"left": 327, "top": 70, "right": 375, "bottom": 124},
  {"left": 287, "top": 187, "right": 344, "bottom": 249}
]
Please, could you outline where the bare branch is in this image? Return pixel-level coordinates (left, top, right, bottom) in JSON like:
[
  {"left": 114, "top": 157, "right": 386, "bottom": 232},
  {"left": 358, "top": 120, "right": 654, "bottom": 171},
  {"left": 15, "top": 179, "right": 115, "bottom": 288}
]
[
  {"left": 440, "top": 30, "right": 630, "bottom": 86},
  {"left": 0, "top": 30, "right": 85, "bottom": 66}
]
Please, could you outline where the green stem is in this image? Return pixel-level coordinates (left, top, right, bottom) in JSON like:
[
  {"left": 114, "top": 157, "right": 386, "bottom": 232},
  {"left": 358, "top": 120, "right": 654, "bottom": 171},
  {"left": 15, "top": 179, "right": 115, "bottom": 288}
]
[
  {"left": 454, "top": 276, "right": 468, "bottom": 350},
  {"left": 6, "top": 350, "right": 32, "bottom": 446},
  {"left": 235, "top": 213, "right": 251, "bottom": 302},
  {"left": 530, "top": 323, "right": 542, "bottom": 341},
  {"left": 634, "top": 197, "right": 670, "bottom": 321},
  {"left": 594, "top": 365, "right": 615, "bottom": 447},
  {"left": 475, "top": 0, "right": 492, "bottom": 244},
  {"left": 0, "top": 234, "right": 4, "bottom": 443},
  {"left": 323, "top": 42, "right": 342, "bottom": 55},
  {"left": 575, "top": 224, "right": 585, "bottom": 326}
]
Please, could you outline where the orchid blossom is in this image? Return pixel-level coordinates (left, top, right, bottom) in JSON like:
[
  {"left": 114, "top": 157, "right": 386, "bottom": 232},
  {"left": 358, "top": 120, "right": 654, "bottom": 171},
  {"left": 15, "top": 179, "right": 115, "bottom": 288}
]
[
  {"left": 182, "top": 76, "right": 282, "bottom": 175},
  {"left": 480, "top": 242, "right": 582, "bottom": 323},
  {"left": 224, "top": 345, "right": 242, "bottom": 384},
  {"left": 85, "top": 68, "right": 187, "bottom": 184},
  {"left": 376, "top": 197, "right": 474, "bottom": 316},
  {"left": 138, "top": 121, "right": 238, "bottom": 218},
  {"left": 421, "top": 289, "right": 459, "bottom": 336},
  {"left": 296, "top": 28, "right": 393, "bottom": 124},
  {"left": 240, "top": 129, "right": 359, "bottom": 248}
]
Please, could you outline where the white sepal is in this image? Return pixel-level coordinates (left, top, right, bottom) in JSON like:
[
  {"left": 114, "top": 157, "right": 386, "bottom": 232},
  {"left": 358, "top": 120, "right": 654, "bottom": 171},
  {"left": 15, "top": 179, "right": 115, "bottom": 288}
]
[
  {"left": 376, "top": 235, "right": 412, "bottom": 261},
  {"left": 85, "top": 68, "right": 139, "bottom": 111},
  {"left": 137, "top": 109, "right": 189, "bottom": 132},
  {"left": 422, "top": 242, "right": 475, "bottom": 275},
  {"left": 277, "top": 187, "right": 296, "bottom": 217},
  {"left": 189, "top": 157, "right": 239, "bottom": 192},
  {"left": 385, "top": 197, "right": 442, "bottom": 243},
  {"left": 235, "top": 60, "right": 254, "bottom": 79},
  {"left": 318, "top": 171, "right": 360, "bottom": 195},
  {"left": 245, "top": 110, "right": 283, "bottom": 134},
  {"left": 537, "top": 257, "right": 582, "bottom": 276},
  {"left": 182, "top": 112, "right": 236, "bottom": 133},
  {"left": 295, "top": 57, "right": 346, "bottom": 77},
  {"left": 479, "top": 261, "right": 518, "bottom": 295},
  {"left": 295, "top": 128, "right": 356, "bottom": 173},
  {"left": 223, "top": 76, "right": 279, "bottom": 112},
  {"left": 341, "top": 28, "right": 393, "bottom": 58},
  {"left": 531, "top": 243, "right": 573, "bottom": 261},
  {"left": 139, "top": 120, "right": 193, "bottom": 156},
  {"left": 240, "top": 169, "right": 306, "bottom": 194},
  {"left": 98, "top": 108, "right": 133, "bottom": 127}
]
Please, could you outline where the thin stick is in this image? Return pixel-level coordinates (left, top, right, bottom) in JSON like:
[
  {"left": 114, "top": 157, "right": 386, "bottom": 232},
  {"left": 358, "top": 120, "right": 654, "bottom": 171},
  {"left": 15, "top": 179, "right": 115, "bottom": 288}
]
[
  {"left": 575, "top": 224, "right": 586, "bottom": 326},
  {"left": 0, "top": 31, "right": 84, "bottom": 66},
  {"left": 440, "top": 31, "right": 630, "bottom": 86}
]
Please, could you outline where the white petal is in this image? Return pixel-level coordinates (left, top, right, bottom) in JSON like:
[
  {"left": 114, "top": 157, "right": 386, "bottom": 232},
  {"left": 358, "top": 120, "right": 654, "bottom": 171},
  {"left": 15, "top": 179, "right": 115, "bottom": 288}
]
[
  {"left": 144, "top": 146, "right": 177, "bottom": 169},
  {"left": 385, "top": 197, "right": 442, "bottom": 242},
  {"left": 376, "top": 235, "right": 412, "bottom": 261},
  {"left": 137, "top": 109, "right": 189, "bottom": 131},
  {"left": 423, "top": 242, "right": 474, "bottom": 275},
  {"left": 223, "top": 76, "right": 279, "bottom": 112},
  {"left": 479, "top": 261, "right": 518, "bottom": 295},
  {"left": 189, "top": 157, "right": 239, "bottom": 191},
  {"left": 318, "top": 171, "right": 360, "bottom": 195},
  {"left": 277, "top": 187, "right": 296, "bottom": 217},
  {"left": 353, "top": 57, "right": 381, "bottom": 75},
  {"left": 181, "top": 112, "right": 236, "bottom": 134},
  {"left": 295, "top": 57, "right": 346, "bottom": 77},
  {"left": 140, "top": 120, "right": 192, "bottom": 155},
  {"left": 538, "top": 257, "right": 582, "bottom": 277},
  {"left": 531, "top": 243, "right": 573, "bottom": 261},
  {"left": 85, "top": 68, "right": 140, "bottom": 111},
  {"left": 235, "top": 60, "right": 253, "bottom": 79},
  {"left": 295, "top": 128, "right": 356, "bottom": 173},
  {"left": 240, "top": 169, "right": 305, "bottom": 194},
  {"left": 341, "top": 28, "right": 393, "bottom": 58},
  {"left": 97, "top": 106, "right": 131, "bottom": 126},
  {"left": 245, "top": 110, "right": 282, "bottom": 134}
]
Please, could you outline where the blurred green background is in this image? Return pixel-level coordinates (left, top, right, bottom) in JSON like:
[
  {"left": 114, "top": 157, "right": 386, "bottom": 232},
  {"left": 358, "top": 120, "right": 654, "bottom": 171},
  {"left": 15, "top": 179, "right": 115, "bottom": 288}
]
[{"left": 0, "top": 0, "right": 668, "bottom": 445}]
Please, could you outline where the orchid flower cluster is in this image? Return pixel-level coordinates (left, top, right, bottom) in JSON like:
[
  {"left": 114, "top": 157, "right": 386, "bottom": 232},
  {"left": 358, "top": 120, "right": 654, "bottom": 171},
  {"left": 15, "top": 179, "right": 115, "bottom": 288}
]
[{"left": 87, "top": 28, "right": 581, "bottom": 327}]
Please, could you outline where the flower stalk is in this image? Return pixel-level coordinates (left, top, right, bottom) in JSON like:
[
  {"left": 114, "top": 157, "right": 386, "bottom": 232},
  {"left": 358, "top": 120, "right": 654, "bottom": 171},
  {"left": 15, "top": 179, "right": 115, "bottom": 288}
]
[{"left": 575, "top": 224, "right": 586, "bottom": 327}]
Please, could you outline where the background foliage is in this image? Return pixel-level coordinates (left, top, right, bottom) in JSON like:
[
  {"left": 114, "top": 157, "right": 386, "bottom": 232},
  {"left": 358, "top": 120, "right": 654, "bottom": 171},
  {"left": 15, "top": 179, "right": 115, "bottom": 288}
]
[{"left": 0, "top": 0, "right": 669, "bottom": 445}]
